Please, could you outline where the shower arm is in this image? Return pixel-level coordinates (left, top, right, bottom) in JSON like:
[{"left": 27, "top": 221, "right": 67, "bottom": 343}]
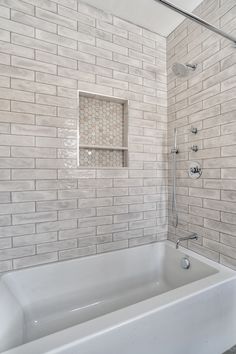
[{"left": 154, "top": 0, "right": 236, "bottom": 46}]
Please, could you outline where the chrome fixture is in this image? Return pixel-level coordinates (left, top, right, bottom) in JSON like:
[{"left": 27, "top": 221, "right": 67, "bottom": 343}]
[
  {"left": 172, "top": 63, "right": 197, "bottom": 77},
  {"left": 191, "top": 145, "right": 198, "bottom": 152},
  {"left": 181, "top": 256, "right": 191, "bottom": 269},
  {"left": 191, "top": 127, "right": 198, "bottom": 134},
  {"left": 154, "top": 0, "right": 236, "bottom": 46},
  {"left": 171, "top": 128, "right": 178, "bottom": 227},
  {"left": 176, "top": 233, "right": 198, "bottom": 249},
  {"left": 189, "top": 162, "right": 202, "bottom": 179}
]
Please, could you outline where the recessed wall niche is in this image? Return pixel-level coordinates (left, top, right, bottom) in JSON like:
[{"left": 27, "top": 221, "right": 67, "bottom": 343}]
[{"left": 78, "top": 91, "right": 128, "bottom": 168}]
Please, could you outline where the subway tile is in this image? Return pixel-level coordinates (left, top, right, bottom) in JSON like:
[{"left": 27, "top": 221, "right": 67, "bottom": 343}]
[
  {"left": 0, "top": 181, "right": 34, "bottom": 191},
  {"left": 0, "top": 260, "right": 12, "bottom": 272},
  {"left": 0, "top": 29, "right": 10, "bottom": 42},
  {"left": 79, "top": 235, "right": 112, "bottom": 247},
  {"left": 36, "top": 136, "right": 76, "bottom": 148},
  {"left": 13, "top": 231, "right": 57, "bottom": 247},
  {"left": 36, "top": 72, "right": 77, "bottom": 89},
  {"left": 0, "top": 215, "right": 11, "bottom": 226},
  {"left": 58, "top": 67, "right": 95, "bottom": 83},
  {"left": 0, "top": 202, "right": 34, "bottom": 215},
  {"left": 96, "top": 188, "right": 128, "bottom": 197},
  {"left": 0, "top": 18, "right": 34, "bottom": 37},
  {"left": 0, "top": 157, "right": 34, "bottom": 169},
  {"left": 36, "top": 116, "right": 76, "bottom": 129},
  {"left": 114, "top": 212, "right": 143, "bottom": 223},
  {"left": 0, "top": 63, "right": 34, "bottom": 80},
  {"left": 0, "top": 53, "right": 9, "bottom": 65},
  {"left": 12, "top": 78, "right": 56, "bottom": 96},
  {"left": 58, "top": 189, "right": 95, "bottom": 199},
  {"left": 97, "top": 223, "right": 128, "bottom": 235},
  {"left": 58, "top": 5, "right": 95, "bottom": 26},
  {"left": 78, "top": 198, "right": 112, "bottom": 208},
  {"left": 0, "top": 5, "right": 10, "bottom": 18},
  {"left": 78, "top": 21, "right": 112, "bottom": 42},
  {"left": 17, "top": 0, "right": 57, "bottom": 12},
  {"left": 59, "top": 227, "right": 96, "bottom": 240},
  {"left": 11, "top": 10, "right": 57, "bottom": 33},
  {"left": 36, "top": 29, "right": 77, "bottom": 49},
  {"left": 113, "top": 229, "right": 143, "bottom": 241},
  {"left": 97, "top": 240, "right": 128, "bottom": 253},
  {"left": 188, "top": 242, "right": 219, "bottom": 262},
  {"left": 58, "top": 25, "right": 95, "bottom": 45},
  {"left": 36, "top": 180, "right": 77, "bottom": 190},
  {"left": 16, "top": 165, "right": 42, "bottom": 178},
  {"left": 36, "top": 8, "right": 77, "bottom": 29},
  {"left": 0, "top": 246, "right": 35, "bottom": 261},
  {"left": 189, "top": 206, "right": 220, "bottom": 221},
  {"left": 12, "top": 124, "right": 56, "bottom": 137},
  {"left": 78, "top": 2, "right": 112, "bottom": 23},
  {"left": 12, "top": 190, "right": 57, "bottom": 202},
  {"left": 97, "top": 20, "right": 127, "bottom": 38},
  {"left": 204, "top": 199, "right": 236, "bottom": 213},
  {"left": 13, "top": 211, "right": 57, "bottom": 225},
  {"left": 37, "top": 239, "right": 77, "bottom": 254},
  {"left": 0, "top": 86, "right": 34, "bottom": 102},
  {"left": 13, "top": 252, "right": 57, "bottom": 269},
  {"left": 114, "top": 196, "right": 143, "bottom": 205},
  {"left": 97, "top": 205, "right": 128, "bottom": 216},
  {"left": 59, "top": 208, "right": 95, "bottom": 220},
  {"left": 0, "top": 224, "right": 34, "bottom": 238},
  {"left": 12, "top": 56, "right": 57, "bottom": 75},
  {"left": 129, "top": 234, "right": 158, "bottom": 247},
  {"left": 12, "top": 33, "right": 57, "bottom": 54},
  {"left": 36, "top": 51, "right": 77, "bottom": 70},
  {"left": 129, "top": 218, "right": 156, "bottom": 230},
  {"left": 59, "top": 245, "right": 96, "bottom": 260},
  {"left": 204, "top": 179, "right": 236, "bottom": 190},
  {"left": 220, "top": 254, "right": 236, "bottom": 270},
  {"left": 78, "top": 216, "right": 112, "bottom": 228},
  {"left": 12, "top": 101, "right": 56, "bottom": 116},
  {"left": 37, "top": 199, "right": 76, "bottom": 212},
  {"left": 11, "top": 147, "right": 56, "bottom": 159},
  {"left": 37, "top": 219, "right": 77, "bottom": 233}
]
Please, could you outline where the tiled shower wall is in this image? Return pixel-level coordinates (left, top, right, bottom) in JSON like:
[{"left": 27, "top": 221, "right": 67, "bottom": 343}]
[
  {"left": 0, "top": 0, "right": 168, "bottom": 271},
  {"left": 167, "top": 0, "right": 236, "bottom": 269}
]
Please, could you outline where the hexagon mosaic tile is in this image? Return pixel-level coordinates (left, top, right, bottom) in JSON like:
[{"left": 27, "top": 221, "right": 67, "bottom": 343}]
[
  {"left": 79, "top": 148, "right": 124, "bottom": 168},
  {"left": 79, "top": 95, "right": 125, "bottom": 167}
]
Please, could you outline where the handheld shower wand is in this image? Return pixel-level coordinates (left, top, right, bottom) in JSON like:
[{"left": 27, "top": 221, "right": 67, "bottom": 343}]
[{"left": 171, "top": 128, "right": 178, "bottom": 228}]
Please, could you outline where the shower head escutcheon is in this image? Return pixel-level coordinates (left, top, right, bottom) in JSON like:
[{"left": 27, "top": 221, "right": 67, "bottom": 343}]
[{"left": 172, "top": 63, "right": 197, "bottom": 77}]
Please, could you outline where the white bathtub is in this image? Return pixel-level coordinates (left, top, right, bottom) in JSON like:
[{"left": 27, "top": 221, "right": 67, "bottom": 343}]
[{"left": 1, "top": 241, "right": 236, "bottom": 354}]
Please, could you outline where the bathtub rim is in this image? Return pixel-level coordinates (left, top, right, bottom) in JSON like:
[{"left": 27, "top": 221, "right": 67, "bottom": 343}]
[
  {"left": 1, "top": 240, "right": 236, "bottom": 354},
  {"left": 0, "top": 239, "right": 233, "bottom": 280}
]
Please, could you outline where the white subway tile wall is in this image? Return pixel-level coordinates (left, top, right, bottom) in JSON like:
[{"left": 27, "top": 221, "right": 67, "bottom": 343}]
[
  {"left": 0, "top": 0, "right": 168, "bottom": 271},
  {"left": 167, "top": 0, "right": 236, "bottom": 269}
]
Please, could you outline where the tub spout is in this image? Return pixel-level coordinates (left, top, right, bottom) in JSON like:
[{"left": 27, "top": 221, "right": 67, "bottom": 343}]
[{"left": 176, "top": 233, "right": 198, "bottom": 249}]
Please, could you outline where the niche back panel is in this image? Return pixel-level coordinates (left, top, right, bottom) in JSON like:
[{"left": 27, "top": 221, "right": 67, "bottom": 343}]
[{"left": 78, "top": 93, "right": 128, "bottom": 168}]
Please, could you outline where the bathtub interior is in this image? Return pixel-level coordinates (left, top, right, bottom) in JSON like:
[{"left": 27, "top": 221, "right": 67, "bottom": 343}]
[{"left": 0, "top": 242, "right": 219, "bottom": 352}]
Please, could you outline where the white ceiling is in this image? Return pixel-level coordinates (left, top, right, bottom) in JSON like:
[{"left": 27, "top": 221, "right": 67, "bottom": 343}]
[{"left": 84, "top": 0, "right": 203, "bottom": 36}]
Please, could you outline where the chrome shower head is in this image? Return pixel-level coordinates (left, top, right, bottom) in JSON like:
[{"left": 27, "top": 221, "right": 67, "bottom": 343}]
[{"left": 172, "top": 63, "right": 197, "bottom": 77}]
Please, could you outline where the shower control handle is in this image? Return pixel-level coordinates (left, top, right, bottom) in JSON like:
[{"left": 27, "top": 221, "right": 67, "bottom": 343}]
[
  {"left": 190, "top": 167, "right": 200, "bottom": 174},
  {"left": 189, "top": 162, "right": 202, "bottom": 179}
]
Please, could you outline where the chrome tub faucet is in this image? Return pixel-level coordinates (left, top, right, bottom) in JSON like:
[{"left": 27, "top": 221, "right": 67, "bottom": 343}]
[{"left": 176, "top": 233, "right": 198, "bottom": 249}]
